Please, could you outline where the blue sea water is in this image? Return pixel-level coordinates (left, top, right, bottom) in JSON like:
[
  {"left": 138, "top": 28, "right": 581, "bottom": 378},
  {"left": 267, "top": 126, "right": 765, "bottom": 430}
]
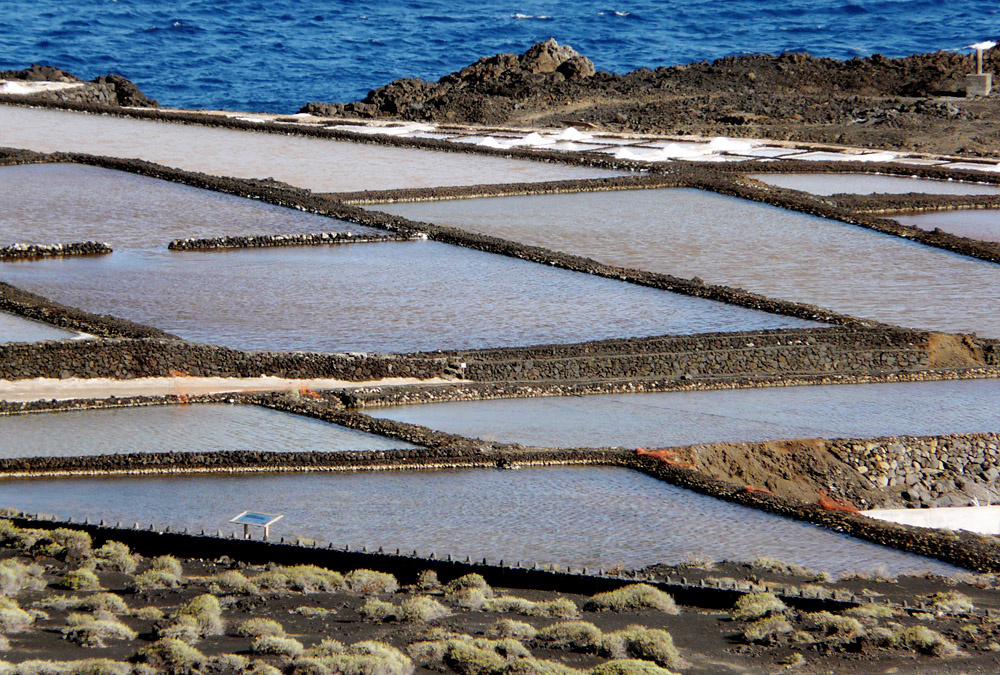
[{"left": 0, "top": 0, "right": 997, "bottom": 113}]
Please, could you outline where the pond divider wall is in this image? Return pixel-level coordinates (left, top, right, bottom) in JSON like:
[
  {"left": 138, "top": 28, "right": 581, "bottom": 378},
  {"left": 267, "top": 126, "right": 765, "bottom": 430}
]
[
  {"left": 0, "top": 512, "right": 859, "bottom": 611},
  {"left": 167, "top": 231, "right": 420, "bottom": 251},
  {"left": 0, "top": 241, "right": 111, "bottom": 261}
]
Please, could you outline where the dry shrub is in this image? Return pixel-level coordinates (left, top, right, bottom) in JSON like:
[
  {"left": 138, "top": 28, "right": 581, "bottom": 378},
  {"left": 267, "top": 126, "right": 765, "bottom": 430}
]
[
  {"left": 416, "top": 569, "right": 440, "bottom": 590},
  {"left": 129, "top": 569, "right": 181, "bottom": 591},
  {"left": 399, "top": 595, "right": 450, "bottom": 622},
  {"left": 0, "top": 597, "right": 35, "bottom": 632},
  {"left": 535, "top": 621, "right": 603, "bottom": 651},
  {"left": 488, "top": 618, "right": 538, "bottom": 641},
  {"left": 136, "top": 637, "right": 207, "bottom": 671},
  {"left": 58, "top": 569, "right": 101, "bottom": 592},
  {"left": 48, "top": 529, "right": 93, "bottom": 560},
  {"left": 251, "top": 635, "right": 305, "bottom": 657},
  {"left": 256, "top": 565, "right": 344, "bottom": 593},
  {"left": 584, "top": 585, "right": 678, "bottom": 614},
  {"left": 730, "top": 592, "right": 786, "bottom": 621},
  {"left": 600, "top": 626, "right": 679, "bottom": 668},
  {"left": 205, "top": 570, "right": 259, "bottom": 596},
  {"left": 293, "top": 640, "right": 412, "bottom": 675},
  {"left": 928, "top": 591, "right": 974, "bottom": 615},
  {"left": 345, "top": 569, "right": 399, "bottom": 595},
  {"left": 0, "top": 560, "right": 46, "bottom": 596},
  {"left": 844, "top": 603, "right": 895, "bottom": 619},
  {"left": 150, "top": 556, "right": 183, "bottom": 577},
  {"left": 359, "top": 598, "right": 397, "bottom": 622},
  {"left": 484, "top": 596, "right": 578, "bottom": 619},
  {"left": 500, "top": 658, "right": 581, "bottom": 675},
  {"left": 131, "top": 606, "right": 164, "bottom": 620},
  {"left": 587, "top": 659, "right": 678, "bottom": 675},
  {"left": 444, "top": 574, "right": 492, "bottom": 597},
  {"left": 174, "top": 594, "right": 224, "bottom": 636},
  {"left": 450, "top": 588, "right": 488, "bottom": 611},
  {"left": 155, "top": 615, "right": 201, "bottom": 644},
  {"left": 234, "top": 617, "right": 285, "bottom": 638},
  {"left": 36, "top": 593, "right": 127, "bottom": 615},
  {"left": 895, "top": 625, "right": 958, "bottom": 657},
  {"left": 750, "top": 557, "right": 812, "bottom": 577},
  {"left": 802, "top": 612, "right": 865, "bottom": 642},
  {"left": 62, "top": 612, "right": 137, "bottom": 647},
  {"left": 94, "top": 542, "right": 138, "bottom": 574},
  {"left": 11, "top": 659, "right": 132, "bottom": 675},
  {"left": 743, "top": 616, "right": 793, "bottom": 644}
]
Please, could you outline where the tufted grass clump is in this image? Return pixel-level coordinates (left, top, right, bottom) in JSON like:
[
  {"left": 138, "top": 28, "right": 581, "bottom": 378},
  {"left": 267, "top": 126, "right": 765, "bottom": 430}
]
[
  {"left": 94, "top": 541, "right": 139, "bottom": 574},
  {"left": 205, "top": 570, "right": 259, "bottom": 596},
  {"left": 0, "top": 597, "right": 34, "bottom": 632},
  {"left": 252, "top": 635, "right": 305, "bottom": 657},
  {"left": 256, "top": 565, "right": 345, "bottom": 593},
  {"left": 137, "top": 637, "right": 207, "bottom": 671},
  {"left": 484, "top": 596, "right": 579, "bottom": 619},
  {"left": 488, "top": 618, "right": 538, "bottom": 641},
  {"left": 844, "top": 603, "right": 895, "bottom": 619},
  {"left": 345, "top": 569, "right": 399, "bottom": 595},
  {"left": 58, "top": 568, "right": 101, "bottom": 592},
  {"left": 129, "top": 568, "right": 181, "bottom": 592},
  {"left": 536, "top": 621, "right": 603, "bottom": 651},
  {"left": 895, "top": 625, "right": 958, "bottom": 657},
  {"left": 730, "top": 592, "right": 786, "bottom": 621},
  {"left": 584, "top": 585, "right": 678, "bottom": 614},
  {"left": 234, "top": 617, "right": 286, "bottom": 638},
  {"left": 359, "top": 598, "right": 397, "bottom": 622},
  {"left": 150, "top": 555, "right": 183, "bottom": 577},
  {"left": 587, "top": 659, "right": 679, "bottom": 675},
  {"left": 399, "top": 595, "right": 450, "bottom": 622},
  {"left": 743, "top": 616, "right": 793, "bottom": 644},
  {"left": 0, "top": 559, "right": 46, "bottom": 596},
  {"left": 294, "top": 640, "right": 413, "bottom": 675},
  {"left": 802, "top": 612, "right": 865, "bottom": 642},
  {"left": 600, "top": 626, "right": 680, "bottom": 669},
  {"left": 62, "top": 612, "right": 137, "bottom": 647},
  {"left": 928, "top": 591, "right": 974, "bottom": 615},
  {"left": 174, "top": 594, "right": 224, "bottom": 636}
]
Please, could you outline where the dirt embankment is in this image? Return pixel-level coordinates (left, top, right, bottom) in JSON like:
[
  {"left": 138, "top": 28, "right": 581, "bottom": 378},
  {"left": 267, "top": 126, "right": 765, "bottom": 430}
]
[{"left": 302, "top": 39, "right": 1000, "bottom": 156}]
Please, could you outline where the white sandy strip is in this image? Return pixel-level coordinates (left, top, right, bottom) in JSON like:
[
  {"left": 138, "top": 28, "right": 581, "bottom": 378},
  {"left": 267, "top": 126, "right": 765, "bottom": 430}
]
[{"left": 0, "top": 375, "right": 462, "bottom": 403}]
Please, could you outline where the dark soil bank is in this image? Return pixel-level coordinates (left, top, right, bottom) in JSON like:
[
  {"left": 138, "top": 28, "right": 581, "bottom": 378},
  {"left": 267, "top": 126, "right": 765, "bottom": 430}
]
[{"left": 302, "top": 39, "right": 1000, "bottom": 157}]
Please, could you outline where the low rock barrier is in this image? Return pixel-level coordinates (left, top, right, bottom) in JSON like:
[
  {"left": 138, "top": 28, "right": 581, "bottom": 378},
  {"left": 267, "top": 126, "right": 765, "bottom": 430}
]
[
  {"left": 0, "top": 241, "right": 111, "bottom": 261},
  {"left": 167, "top": 231, "right": 420, "bottom": 251}
]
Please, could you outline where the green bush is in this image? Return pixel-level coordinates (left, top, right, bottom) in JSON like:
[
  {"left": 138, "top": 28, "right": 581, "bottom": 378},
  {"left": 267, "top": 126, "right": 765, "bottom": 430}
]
[
  {"left": 251, "top": 635, "right": 305, "bottom": 657},
  {"left": 743, "top": 616, "right": 793, "bottom": 644},
  {"left": 93, "top": 542, "right": 138, "bottom": 574},
  {"left": 536, "top": 621, "right": 603, "bottom": 651},
  {"left": 600, "top": 626, "right": 679, "bottom": 668},
  {"left": 895, "top": 625, "right": 958, "bottom": 657},
  {"left": 587, "top": 659, "right": 679, "bottom": 675},
  {"left": 58, "top": 569, "right": 101, "bottom": 592},
  {"left": 62, "top": 612, "right": 137, "bottom": 647},
  {"left": 344, "top": 569, "right": 399, "bottom": 595},
  {"left": 730, "top": 592, "right": 786, "bottom": 621},
  {"left": 234, "top": 617, "right": 286, "bottom": 638},
  {"left": 584, "top": 585, "right": 678, "bottom": 614},
  {"left": 0, "top": 596, "right": 35, "bottom": 632},
  {"left": 488, "top": 618, "right": 538, "bottom": 641},
  {"left": 399, "top": 595, "right": 450, "bottom": 622}
]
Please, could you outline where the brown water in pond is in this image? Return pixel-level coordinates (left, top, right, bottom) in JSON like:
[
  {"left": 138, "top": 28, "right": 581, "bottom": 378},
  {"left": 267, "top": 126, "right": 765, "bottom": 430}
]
[
  {"left": 0, "top": 163, "right": 377, "bottom": 248},
  {"left": 0, "top": 241, "right": 814, "bottom": 353},
  {"left": 894, "top": 209, "right": 1000, "bottom": 243},
  {"left": 375, "top": 188, "right": 1000, "bottom": 336},
  {"left": 0, "top": 106, "right": 624, "bottom": 192},
  {"left": 371, "top": 379, "right": 1000, "bottom": 448},
  {"left": 0, "top": 466, "right": 957, "bottom": 575},
  {"left": 750, "top": 172, "right": 1000, "bottom": 196},
  {"left": 0, "top": 403, "right": 417, "bottom": 458},
  {"left": 0, "top": 311, "right": 78, "bottom": 343}
]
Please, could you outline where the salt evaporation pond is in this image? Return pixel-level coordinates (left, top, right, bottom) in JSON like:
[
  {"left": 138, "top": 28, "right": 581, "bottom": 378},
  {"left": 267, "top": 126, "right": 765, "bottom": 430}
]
[
  {"left": 0, "top": 466, "right": 956, "bottom": 576},
  {"left": 0, "top": 106, "right": 623, "bottom": 192},
  {"left": 0, "top": 163, "right": 378, "bottom": 248},
  {"left": 0, "top": 311, "right": 78, "bottom": 343},
  {"left": 894, "top": 209, "right": 1000, "bottom": 244},
  {"left": 370, "top": 379, "right": 1000, "bottom": 448},
  {"left": 0, "top": 404, "right": 416, "bottom": 458},
  {"left": 375, "top": 188, "right": 1000, "bottom": 337},
  {"left": 0, "top": 241, "right": 812, "bottom": 353},
  {"left": 750, "top": 173, "right": 1000, "bottom": 196}
]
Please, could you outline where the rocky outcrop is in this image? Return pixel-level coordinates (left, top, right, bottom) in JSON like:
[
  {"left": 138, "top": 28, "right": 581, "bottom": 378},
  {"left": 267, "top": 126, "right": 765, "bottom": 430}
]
[
  {"left": 0, "top": 64, "right": 158, "bottom": 107},
  {"left": 301, "top": 39, "right": 595, "bottom": 122},
  {"left": 0, "top": 241, "right": 111, "bottom": 261},
  {"left": 167, "top": 231, "right": 416, "bottom": 251}
]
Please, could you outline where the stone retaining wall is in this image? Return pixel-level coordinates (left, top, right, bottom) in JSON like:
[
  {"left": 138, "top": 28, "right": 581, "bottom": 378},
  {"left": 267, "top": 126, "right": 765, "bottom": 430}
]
[
  {"left": 834, "top": 433, "right": 1000, "bottom": 508},
  {"left": 167, "top": 231, "right": 419, "bottom": 251},
  {"left": 0, "top": 241, "right": 111, "bottom": 261}
]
